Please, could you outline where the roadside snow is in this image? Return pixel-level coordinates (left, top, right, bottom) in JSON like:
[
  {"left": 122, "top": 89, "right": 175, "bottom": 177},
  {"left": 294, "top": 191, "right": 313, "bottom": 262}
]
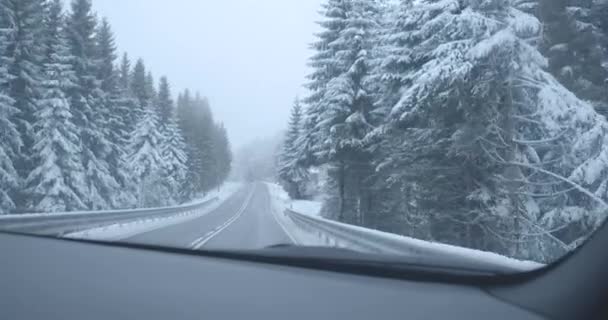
[
  {"left": 64, "top": 182, "right": 243, "bottom": 241},
  {"left": 265, "top": 182, "right": 322, "bottom": 217},
  {"left": 264, "top": 182, "right": 543, "bottom": 271},
  {"left": 266, "top": 182, "right": 327, "bottom": 246},
  {"left": 289, "top": 200, "right": 322, "bottom": 217}
]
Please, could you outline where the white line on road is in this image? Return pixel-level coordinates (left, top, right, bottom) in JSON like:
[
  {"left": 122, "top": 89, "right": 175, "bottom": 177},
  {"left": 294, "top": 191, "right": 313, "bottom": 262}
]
[{"left": 189, "top": 186, "right": 256, "bottom": 250}]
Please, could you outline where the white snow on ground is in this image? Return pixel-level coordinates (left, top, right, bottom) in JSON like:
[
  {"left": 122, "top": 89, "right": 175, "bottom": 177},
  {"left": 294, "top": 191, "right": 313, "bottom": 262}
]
[
  {"left": 265, "top": 182, "right": 544, "bottom": 271},
  {"left": 266, "top": 182, "right": 329, "bottom": 246},
  {"left": 65, "top": 182, "right": 243, "bottom": 241},
  {"left": 288, "top": 200, "right": 322, "bottom": 217},
  {"left": 263, "top": 180, "right": 323, "bottom": 217}
]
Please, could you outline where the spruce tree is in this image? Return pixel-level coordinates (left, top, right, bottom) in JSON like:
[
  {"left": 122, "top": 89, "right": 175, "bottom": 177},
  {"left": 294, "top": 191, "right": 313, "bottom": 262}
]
[
  {"left": 157, "top": 76, "right": 188, "bottom": 202},
  {"left": 66, "top": 0, "right": 97, "bottom": 114},
  {"left": 379, "top": 0, "right": 608, "bottom": 260},
  {"left": 305, "top": 0, "right": 381, "bottom": 224},
  {"left": 157, "top": 76, "right": 173, "bottom": 126},
  {"left": 0, "top": 12, "right": 20, "bottom": 213},
  {"left": 177, "top": 89, "right": 200, "bottom": 198},
  {"left": 131, "top": 58, "right": 149, "bottom": 108},
  {"left": 176, "top": 90, "right": 229, "bottom": 197},
  {"left": 118, "top": 53, "right": 131, "bottom": 91},
  {"left": 300, "top": 0, "right": 351, "bottom": 167},
  {"left": 25, "top": 0, "right": 86, "bottom": 212},
  {"left": 364, "top": 0, "right": 432, "bottom": 234},
  {"left": 96, "top": 18, "right": 118, "bottom": 93},
  {"left": 162, "top": 117, "right": 188, "bottom": 202},
  {"left": 278, "top": 98, "right": 308, "bottom": 199},
  {"left": 2, "top": 0, "right": 46, "bottom": 209},
  {"left": 66, "top": 0, "right": 119, "bottom": 209},
  {"left": 127, "top": 106, "right": 168, "bottom": 207},
  {"left": 537, "top": 0, "right": 608, "bottom": 114},
  {"left": 195, "top": 93, "right": 218, "bottom": 193},
  {"left": 117, "top": 53, "right": 141, "bottom": 132},
  {"left": 213, "top": 123, "right": 232, "bottom": 186},
  {"left": 95, "top": 16, "right": 135, "bottom": 207},
  {"left": 145, "top": 71, "right": 157, "bottom": 107}
]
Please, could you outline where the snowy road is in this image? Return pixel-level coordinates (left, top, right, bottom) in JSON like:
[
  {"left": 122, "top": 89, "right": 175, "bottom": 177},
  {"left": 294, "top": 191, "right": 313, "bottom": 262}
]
[{"left": 125, "top": 183, "right": 294, "bottom": 250}]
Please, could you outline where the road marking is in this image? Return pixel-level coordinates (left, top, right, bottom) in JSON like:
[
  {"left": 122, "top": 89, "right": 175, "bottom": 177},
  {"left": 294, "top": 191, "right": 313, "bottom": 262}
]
[
  {"left": 188, "top": 232, "right": 213, "bottom": 248},
  {"left": 190, "top": 187, "right": 255, "bottom": 250}
]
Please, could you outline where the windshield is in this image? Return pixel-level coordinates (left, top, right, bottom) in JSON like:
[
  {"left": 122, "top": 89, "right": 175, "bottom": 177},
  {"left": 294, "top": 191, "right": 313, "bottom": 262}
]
[{"left": 0, "top": 0, "right": 607, "bottom": 274}]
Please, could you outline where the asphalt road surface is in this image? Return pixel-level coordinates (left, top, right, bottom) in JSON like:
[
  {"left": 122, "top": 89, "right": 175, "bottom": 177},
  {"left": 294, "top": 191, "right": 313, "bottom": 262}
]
[{"left": 125, "top": 182, "right": 294, "bottom": 250}]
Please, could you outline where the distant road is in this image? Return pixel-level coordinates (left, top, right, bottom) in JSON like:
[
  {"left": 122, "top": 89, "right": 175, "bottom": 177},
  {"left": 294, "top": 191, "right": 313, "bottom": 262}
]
[{"left": 125, "top": 183, "right": 293, "bottom": 250}]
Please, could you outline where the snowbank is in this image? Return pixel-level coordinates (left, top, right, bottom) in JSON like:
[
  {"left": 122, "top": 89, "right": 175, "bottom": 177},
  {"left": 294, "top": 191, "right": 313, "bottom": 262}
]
[
  {"left": 265, "top": 183, "right": 322, "bottom": 217},
  {"left": 266, "top": 182, "right": 328, "bottom": 246},
  {"left": 65, "top": 182, "right": 243, "bottom": 241},
  {"left": 265, "top": 182, "right": 543, "bottom": 272},
  {"left": 289, "top": 200, "right": 322, "bottom": 217}
]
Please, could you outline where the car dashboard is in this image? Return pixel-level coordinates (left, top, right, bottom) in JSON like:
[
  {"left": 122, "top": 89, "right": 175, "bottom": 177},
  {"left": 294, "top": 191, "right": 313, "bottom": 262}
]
[{"left": 0, "top": 232, "right": 544, "bottom": 320}]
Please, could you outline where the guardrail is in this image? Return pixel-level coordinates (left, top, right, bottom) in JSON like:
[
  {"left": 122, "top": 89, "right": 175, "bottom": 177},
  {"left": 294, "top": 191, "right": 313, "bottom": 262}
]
[
  {"left": 284, "top": 209, "right": 541, "bottom": 272},
  {"left": 0, "top": 198, "right": 219, "bottom": 237},
  {"left": 285, "top": 209, "right": 426, "bottom": 255}
]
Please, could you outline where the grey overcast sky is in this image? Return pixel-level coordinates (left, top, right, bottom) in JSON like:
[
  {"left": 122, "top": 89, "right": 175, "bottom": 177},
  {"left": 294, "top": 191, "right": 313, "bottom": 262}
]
[{"left": 88, "top": 0, "right": 322, "bottom": 148}]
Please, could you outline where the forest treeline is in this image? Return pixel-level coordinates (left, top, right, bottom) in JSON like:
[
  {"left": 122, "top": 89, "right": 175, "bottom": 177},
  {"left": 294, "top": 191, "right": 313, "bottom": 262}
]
[
  {"left": 278, "top": 0, "right": 608, "bottom": 262},
  {"left": 0, "top": 0, "right": 231, "bottom": 214}
]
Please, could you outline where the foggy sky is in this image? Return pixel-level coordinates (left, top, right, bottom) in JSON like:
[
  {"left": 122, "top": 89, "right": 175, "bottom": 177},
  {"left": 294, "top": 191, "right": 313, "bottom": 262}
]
[{"left": 89, "top": 0, "right": 322, "bottom": 148}]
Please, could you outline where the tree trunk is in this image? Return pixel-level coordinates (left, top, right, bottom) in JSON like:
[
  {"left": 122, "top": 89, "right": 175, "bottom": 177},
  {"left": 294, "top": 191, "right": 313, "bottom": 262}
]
[
  {"left": 338, "top": 161, "right": 346, "bottom": 222},
  {"left": 503, "top": 78, "right": 524, "bottom": 258}
]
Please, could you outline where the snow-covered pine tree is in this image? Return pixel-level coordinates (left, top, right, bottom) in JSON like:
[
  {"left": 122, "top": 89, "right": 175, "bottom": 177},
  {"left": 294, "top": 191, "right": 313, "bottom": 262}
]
[
  {"left": 95, "top": 17, "right": 136, "bottom": 208},
  {"left": 2, "top": 0, "right": 46, "bottom": 209},
  {"left": 376, "top": 0, "right": 517, "bottom": 252},
  {"left": 537, "top": 0, "right": 608, "bottom": 115},
  {"left": 127, "top": 106, "right": 169, "bottom": 207},
  {"left": 177, "top": 89, "right": 201, "bottom": 198},
  {"left": 176, "top": 92, "right": 184, "bottom": 113},
  {"left": 309, "top": 0, "right": 381, "bottom": 224},
  {"left": 118, "top": 53, "right": 130, "bottom": 90},
  {"left": 592, "top": 0, "right": 608, "bottom": 78},
  {"left": 157, "top": 76, "right": 173, "bottom": 126},
  {"left": 162, "top": 117, "right": 188, "bottom": 203},
  {"left": 0, "top": 10, "right": 21, "bottom": 214},
  {"left": 370, "top": 0, "right": 415, "bottom": 120},
  {"left": 119, "top": 53, "right": 131, "bottom": 91},
  {"left": 175, "top": 90, "right": 226, "bottom": 197},
  {"left": 157, "top": 76, "right": 188, "bottom": 203},
  {"left": 278, "top": 98, "right": 308, "bottom": 199},
  {"left": 118, "top": 53, "right": 141, "bottom": 132},
  {"left": 213, "top": 123, "right": 232, "bottom": 186},
  {"left": 96, "top": 18, "right": 117, "bottom": 94},
  {"left": 0, "top": 91, "right": 18, "bottom": 213},
  {"left": 25, "top": 0, "right": 86, "bottom": 212},
  {"left": 385, "top": 0, "right": 608, "bottom": 261},
  {"left": 300, "top": 0, "right": 351, "bottom": 167},
  {"left": 145, "top": 71, "right": 157, "bottom": 108},
  {"left": 66, "top": 0, "right": 120, "bottom": 210},
  {"left": 363, "top": 0, "right": 429, "bottom": 234},
  {"left": 130, "top": 58, "right": 149, "bottom": 108},
  {"left": 194, "top": 93, "right": 218, "bottom": 193},
  {"left": 583, "top": 0, "right": 608, "bottom": 114},
  {"left": 66, "top": 0, "right": 97, "bottom": 125}
]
